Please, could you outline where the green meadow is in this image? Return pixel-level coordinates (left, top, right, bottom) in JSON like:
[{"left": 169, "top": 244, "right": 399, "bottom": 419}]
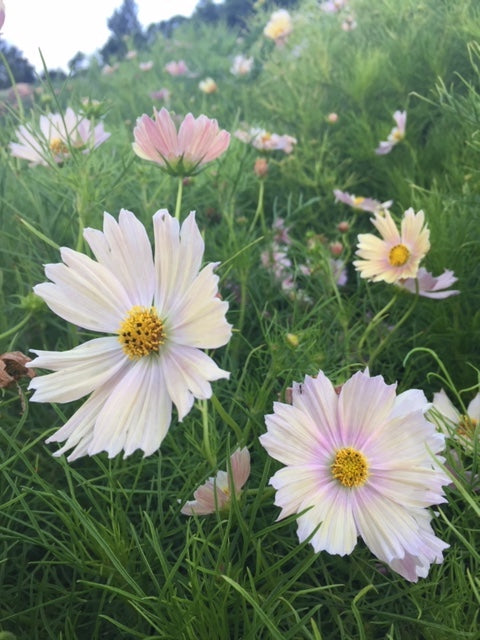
[{"left": 0, "top": 0, "right": 479, "bottom": 638}]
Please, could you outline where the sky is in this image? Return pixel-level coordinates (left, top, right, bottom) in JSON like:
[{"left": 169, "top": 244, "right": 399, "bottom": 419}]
[{"left": 2, "top": 0, "right": 203, "bottom": 72}]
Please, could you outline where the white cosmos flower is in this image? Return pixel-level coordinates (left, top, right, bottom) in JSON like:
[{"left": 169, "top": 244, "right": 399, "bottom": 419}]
[{"left": 27, "top": 209, "right": 232, "bottom": 461}]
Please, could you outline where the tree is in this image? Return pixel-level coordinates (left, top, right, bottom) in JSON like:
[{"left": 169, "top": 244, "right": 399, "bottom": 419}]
[
  {"left": 0, "top": 41, "right": 35, "bottom": 89},
  {"left": 101, "top": 0, "right": 145, "bottom": 63}
]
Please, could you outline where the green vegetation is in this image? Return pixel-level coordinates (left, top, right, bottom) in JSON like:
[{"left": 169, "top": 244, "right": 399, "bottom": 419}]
[{"left": 0, "top": 0, "right": 479, "bottom": 638}]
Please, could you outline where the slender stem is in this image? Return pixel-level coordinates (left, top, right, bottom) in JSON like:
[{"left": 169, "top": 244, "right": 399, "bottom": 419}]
[
  {"left": 357, "top": 293, "right": 398, "bottom": 358},
  {"left": 199, "top": 399, "right": 216, "bottom": 467},
  {"left": 174, "top": 176, "right": 184, "bottom": 221},
  {"left": 0, "top": 313, "right": 33, "bottom": 341},
  {"left": 367, "top": 287, "right": 420, "bottom": 368},
  {"left": 249, "top": 179, "right": 266, "bottom": 234}
]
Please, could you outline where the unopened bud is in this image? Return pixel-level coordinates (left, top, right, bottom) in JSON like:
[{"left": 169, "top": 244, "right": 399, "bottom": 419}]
[
  {"left": 254, "top": 157, "right": 269, "bottom": 178},
  {"left": 330, "top": 241, "right": 343, "bottom": 257},
  {"left": 337, "top": 220, "right": 350, "bottom": 233},
  {"left": 327, "top": 112, "right": 338, "bottom": 124}
]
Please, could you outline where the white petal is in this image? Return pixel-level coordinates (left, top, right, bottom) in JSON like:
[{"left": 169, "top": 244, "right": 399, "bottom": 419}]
[
  {"left": 37, "top": 248, "right": 131, "bottom": 332},
  {"left": 167, "top": 264, "right": 232, "bottom": 348},
  {"left": 28, "top": 338, "right": 127, "bottom": 403},
  {"left": 84, "top": 210, "right": 155, "bottom": 307},
  {"left": 89, "top": 357, "right": 172, "bottom": 458}
]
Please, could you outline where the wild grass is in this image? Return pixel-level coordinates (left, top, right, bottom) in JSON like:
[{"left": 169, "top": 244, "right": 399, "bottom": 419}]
[{"left": 0, "top": 0, "right": 479, "bottom": 637}]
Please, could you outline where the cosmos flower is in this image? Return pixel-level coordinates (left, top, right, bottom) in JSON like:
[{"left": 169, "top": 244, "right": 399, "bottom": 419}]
[
  {"left": 27, "top": 210, "right": 232, "bottom": 461},
  {"left": 165, "top": 60, "right": 189, "bottom": 76},
  {"left": 320, "top": 0, "right": 349, "bottom": 13},
  {"left": 396, "top": 268, "right": 460, "bottom": 299},
  {"left": 333, "top": 189, "right": 392, "bottom": 213},
  {"left": 234, "top": 127, "right": 297, "bottom": 154},
  {"left": 125, "top": 50, "right": 137, "bottom": 60},
  {"left": 102, "top": 63, "right": 119, "bottom": 75},
  {"left": 429, "top": 389, "right": 479, "bottom": 454},
  {"left": 230, "top": 54, "right": 254, "bottom": 76},
  {"left": 9, "top": 108, "right": 110, "bottom": 166},
  {"left": 375, "top": 110, "right": 407, "bottom": 155},
  {"left": 139, "top": 61, "right": 154, "bottom": 72},
  {"left": 354, "top": 208, "right": 430, "bottom": 284},
  {"left": 150, "top": 88, "right": 171, "bottom": 102},
  {"left": 260, "top": 369, "right": 449, "bottom": 581},
  {"left": 264, "top": 9, "right": 293, "bottom": 45},
  {"left": 132, "top": 108, "right": 230, "bottom": 176},
  {"left": 198, "top": 77, "right": 218, "bottom": 94},
  {"left": 181, "top": 447, "right": 251, "bottom": 515}
]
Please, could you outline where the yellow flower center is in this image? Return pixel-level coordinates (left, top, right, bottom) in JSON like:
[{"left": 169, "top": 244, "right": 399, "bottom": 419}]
[
  {"left": 50, "top": 137, "right": 69, "bottom": 154},
  {"left": 457, "top": 414, "right": 478, "bottom": 438},
  {"left": 118, "top": 306, "right": 165, "bottom": 359},
  {"left": 331, "top": 447, "right": 369, "bottom": 488},
  {"left": 353, "top": 196, "right": 365, "bottom": 207},
  {"left": 389, "top": 243, "right": 410, "bottom": 267},
  {"left": 392, "top": 129, "right": 404, "bottom": 142}
]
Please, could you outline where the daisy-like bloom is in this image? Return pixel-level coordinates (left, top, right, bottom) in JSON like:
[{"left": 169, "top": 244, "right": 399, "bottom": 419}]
[
  {"left": 354, "top": 208, "right": 430, "bottom": 284},
  {"left": 9, "top": 107, "right": 110, "bottom": 166},
  {"left": 429, "top": 389, "right": 479, "bottom": 454},
  {"left": 181, "top": 447, "right": 251, "bottom": 515},
  {"left": 199, "top": 77, "right": 218, "bottom": 94},
  {"left": 165, "top": 60, "right": 189, "bottom": 76},
  {"left": 230, "top": 54, "right": 254, "bottom": 76},
  {"left": 139, "top": 61, "right": 154, "bottom": 72},
  {"left": 132, "top": 107, "right": 230, "bottom": 177},
  {"left": 396, "top": 268, "right": 460, "bottom": 299},
  {"left": 375, "top": 110, "right": 407, "bottom": 155},
  {"left": 260, "top": 369, "right": 449, "bottom": 581},
  {"left": 264, "top": 9, "right": 293, "bottom": 45},
  {"left": 333, "top": 189, "right": 392, "bottom": 214},
  {"left": 26, "top": 209, "right": 232, "bottom": 461},
  {"left": 234, "top": 127, "right": 297, "bottom": 154}
]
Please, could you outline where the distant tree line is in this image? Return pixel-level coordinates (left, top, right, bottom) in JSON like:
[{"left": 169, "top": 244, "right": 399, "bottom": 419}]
[{"left": 0, "top": 0, "right": 299, "bottom": 88}]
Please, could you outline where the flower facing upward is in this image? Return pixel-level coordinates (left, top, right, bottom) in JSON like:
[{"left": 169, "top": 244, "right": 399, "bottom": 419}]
[
  {"left": 429, "top": 389, "right": 480, "bottom": 454},
  {"left": 198, "top": 77, "right": 218, "bottom": 94},
  {"left": 230, "top": 54, "right": 254, "bottom": 76},
  {"left": 333, "top": 189, "right": 393, "bottom": 214},
  {"left": 181, "top": 447, "right": 251, "bottom": 515},
  {"left": 354, "top": 208, "right": 430, "bottom": 284},
  {"left": 27, "top": 210, "right": 232, "bottom": 461},
  {"left": 260, "top": 369, "right": 449, "bottom": 581},
  {"left": 9, "top": 107, "right": 110, "bottom": 166},
  {"left": 396, "top": 268, "right": 460, "bottom": 299},
  {"left": 264, "top": 9, "right": 293, "bottom": 44},
  {"left": 132, "top": 108, "right": 230, "bottom": 176},
  {"left": 375, "top": 110, "right": 407, "bottom": 155}
]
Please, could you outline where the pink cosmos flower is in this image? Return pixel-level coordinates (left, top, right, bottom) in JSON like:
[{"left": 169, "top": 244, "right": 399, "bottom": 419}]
[
  {"left": 230, "top": 54, "right": 254, "bottom": 76},
  {"left": 150, "top": 88, "right": 171, "bottom": 102},
  {"left": 125, "top": 50, "right": 137, "bottom": 60},
  {"left": 165, "top": 60, "right": 189, "bottom": 76},
  {"left": 354, "top": 208, "right": 430, "bottom": 284},
  {"left": 320, "top": 0, "right": 349, "bottom": 13},
  {"left": 396, "top": 268, "right": 460, "bottom": 299},
  {"left": 102, "top": 63, "right": 119, "bottom": 75},
  {"left": 334, "top": 189, "right": 392, "bottom": 213},
  {"left": 375, "top": 110, "right": 407, "bottom": 155},
  {"left": 234, "top": 127, "right": 297, "bottom": 154},
  {"left": 132, "top": 107, "right": 230, "bottom": 176},
  {"left": 181, "top": 447, "right": 251, "bottom": 515},
  {"left": 9, "top": 107, "right": 110, "bottom": 166},
  {"left": 260, "top": 369, "right": 449, "bottom": 581}
]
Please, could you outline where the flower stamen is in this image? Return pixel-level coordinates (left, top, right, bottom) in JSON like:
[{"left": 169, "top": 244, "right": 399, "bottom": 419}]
[
  {"left": 118, "top": 306, "right": 165, "bottom": 358},
  {"left": 331, "top": 446, "right": 369, "bottom": 488},
  {"left": 389, "top": 243, "right": 410, "bottom": 267},
  {"left": 50, "top": 138, "right": 69, "bottom": 154}
]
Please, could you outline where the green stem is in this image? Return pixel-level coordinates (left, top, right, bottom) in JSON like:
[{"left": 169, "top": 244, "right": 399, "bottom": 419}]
[
  {"left": 357, "top": 293, "right": 398, "bottom": 359},
  {"left": 199, "top": 399, "right": 216, "bottom": 467},
  {"left": 367, "top": 287, "right": 420, "bottom": 368},
  {"left": 249, "top": 179, "right": 266, "bottom": 234},
  {"left": 0, "top": 313, "right": 33, "bottom": 341},
  {"left": 174, "top": 176, "right": 184, "bottom": 221}
]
